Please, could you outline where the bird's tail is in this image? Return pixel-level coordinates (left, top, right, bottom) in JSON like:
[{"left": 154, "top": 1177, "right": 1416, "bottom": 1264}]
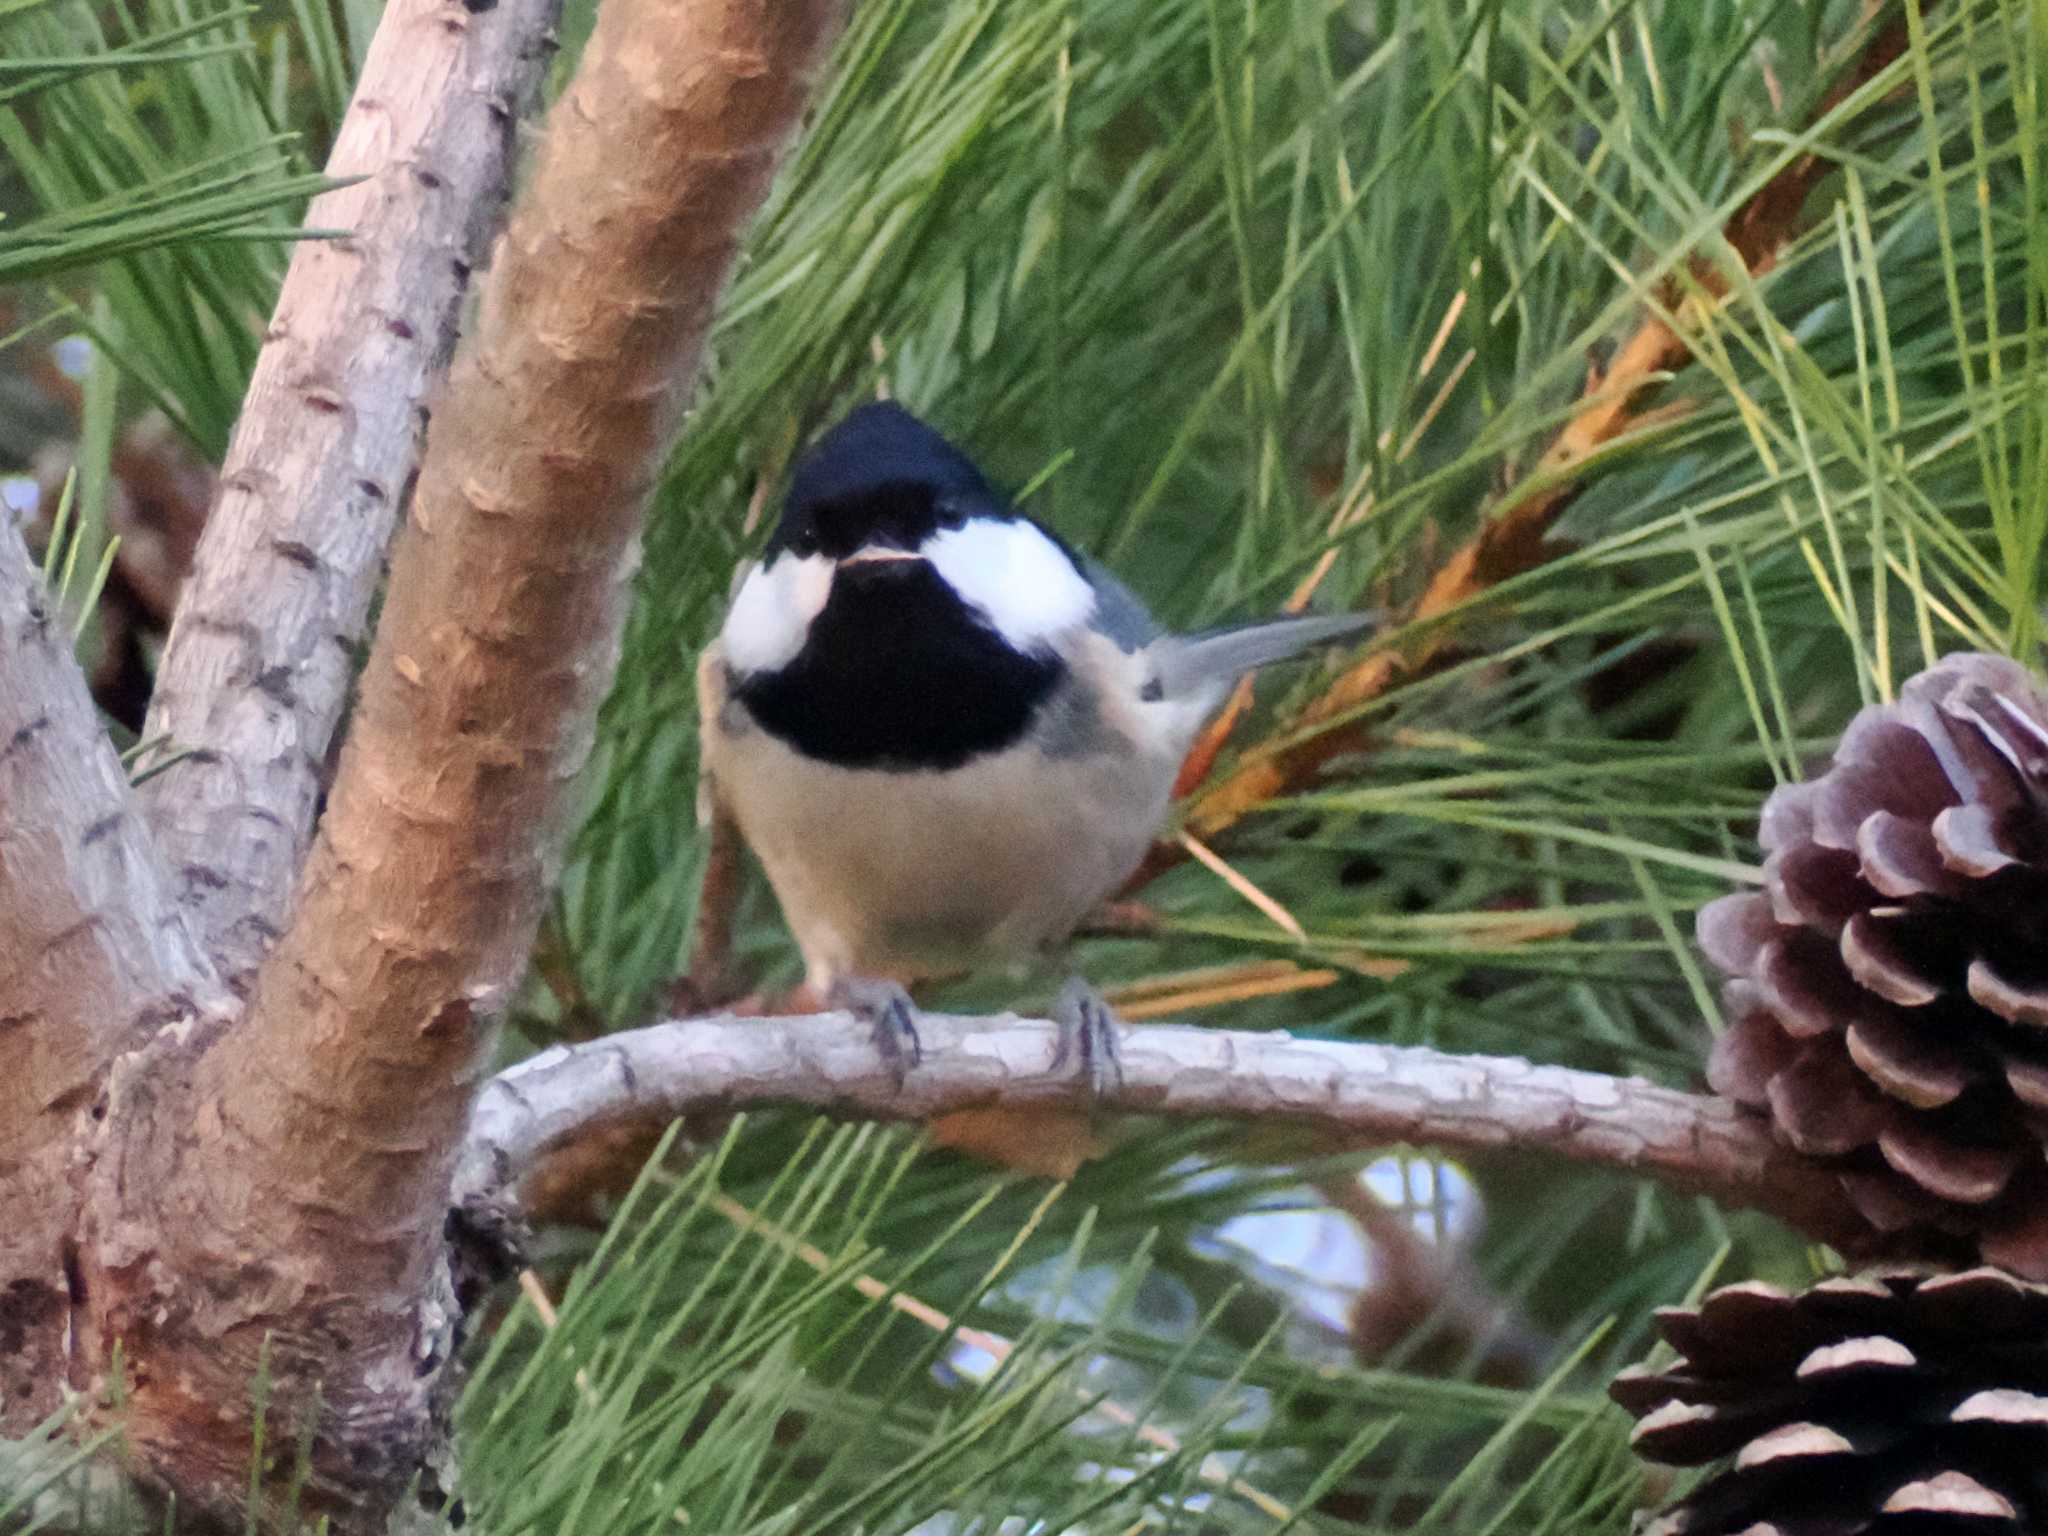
[{"left": 1153, "top": 610, "right": 1377, "bottom": 703}]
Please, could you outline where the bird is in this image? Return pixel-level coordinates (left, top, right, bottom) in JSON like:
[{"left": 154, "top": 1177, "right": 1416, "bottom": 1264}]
[{"left": 696, "top": 400, "right": 1372, "bottom": 1088}]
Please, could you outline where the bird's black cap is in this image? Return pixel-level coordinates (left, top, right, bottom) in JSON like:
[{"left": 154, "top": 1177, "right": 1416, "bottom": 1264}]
[{"left": 770, "top": 402, "right": 1003, "bottom": 560}]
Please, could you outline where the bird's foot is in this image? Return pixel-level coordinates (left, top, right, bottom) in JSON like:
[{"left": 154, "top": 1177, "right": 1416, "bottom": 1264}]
[
  {"left": 829, "top": 976, "right": 924, "bottom": 1090},
  {"left": 1049, "top": 975, "right": 1124, "bottom": 1103}
]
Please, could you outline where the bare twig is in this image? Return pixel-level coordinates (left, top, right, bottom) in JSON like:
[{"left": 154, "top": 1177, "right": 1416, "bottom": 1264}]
[
  {"left": 135, "top": 0, "right": 567, "bottom": 980},
  {"left": 455, "top": 1012, "right": 1867, "bottom": 1254},
  {"left": 78, "top": 0, "right": 848, "bottom": 1524},
  {"left": 0, "top": 520, "right": 224, "bottom": 1433}
]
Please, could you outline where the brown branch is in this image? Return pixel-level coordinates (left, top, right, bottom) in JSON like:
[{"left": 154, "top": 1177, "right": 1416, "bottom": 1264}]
[
  {"left": 673, "top": 796, "right": 747, "bottom": 1012},
  {"left": 1156, "top": 1, "right": 1925, "bottom": 859},
  {"left": 453, "top": 1013, "right": 1868, "bottom": 1257},
  {"left": 77, "top": 0, "right": 848, "bottom": 1526},
  {"left": 134, "top": 0, "right": 567, "bottom": 982},
  {"left": 1308, "top": 1171, "right": 1548, "bottom": 1388},
  {"left": 0, "top": 522, "right": 225, "bottom": 1434}
]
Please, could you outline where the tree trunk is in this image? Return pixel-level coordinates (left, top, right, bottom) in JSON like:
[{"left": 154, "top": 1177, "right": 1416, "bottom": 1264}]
[{"left": 0, "top": 0, "right": 846, "bottom": 1526}]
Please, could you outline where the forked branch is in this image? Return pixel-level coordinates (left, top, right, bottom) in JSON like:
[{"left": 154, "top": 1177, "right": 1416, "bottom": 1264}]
[{"left": 77, "top": 0, "right": 849, "bottom": 1524}]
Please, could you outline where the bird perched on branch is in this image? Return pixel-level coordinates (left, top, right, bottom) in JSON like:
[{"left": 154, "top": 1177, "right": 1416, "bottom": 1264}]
[{"left": 697, "top": 401, "right": 1371, "bottom": 1091}]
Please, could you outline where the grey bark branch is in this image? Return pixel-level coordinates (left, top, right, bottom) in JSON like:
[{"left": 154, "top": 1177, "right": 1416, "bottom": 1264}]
[
  {"left": 455, "top": 1012, "right": 1865, "bottom": 1251},
  {"left": 135, "top": 0, "right": 565, "bottom": 982},
  {"left": 0, "top": 521, "right": 224, "bottom": 1432}
]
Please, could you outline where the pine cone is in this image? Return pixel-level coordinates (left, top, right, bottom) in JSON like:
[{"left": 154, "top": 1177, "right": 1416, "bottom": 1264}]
[
  {"left": 1610, "top": 1266, "right": 2048, "bottom": 1534},
  {"left": 1696, "top": 653, "right": 2048, "bottom": 1275}
]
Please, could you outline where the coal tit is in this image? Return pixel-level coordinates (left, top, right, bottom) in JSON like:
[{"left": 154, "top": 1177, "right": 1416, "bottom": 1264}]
[{"left": 697, "top": 402, "right": 1371, "bottom": 1077}]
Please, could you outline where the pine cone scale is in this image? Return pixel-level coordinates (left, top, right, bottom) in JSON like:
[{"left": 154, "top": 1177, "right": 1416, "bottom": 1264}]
[
  {"left": 1700, "top": 892, "right": 1782, "bottom": 973},
  {"left": 1771, "top": 845, "right": 1868, "bottom": 933},
  {"left": 1767, "top": 1050, "right": 1890, "bottom": 1158},
  {"left": 1930, "top": 804, "right": 2019, "bottom": 878},
  {"left": 1855, "top": 810, "right": 1958, "bottom": 900},
  {"left": 1875, "top": 1123, "right": 2021, "bottom": 1206},
  {"left": 1966, "top": 959, "right": 2048, "bottom": 1028},
  {"left": 1711, "top": 998, "right": 1802, "bottom": 1100},
  {"left": 1843, "top": 1014, "right": 1973, "bottom": 1110},
  {"left": 1760, "top": 934, "right": 1865, "bottom": 1036},
  {"left": 1878, "top": 1471, "right": 2014, "bottom": 1519},
  {"left": 2000, "top": 1056, "right": 2048, "bottom": 1111},
  {"left": 1838, "top": 914, "right": 1942, "bottom": 1009}
]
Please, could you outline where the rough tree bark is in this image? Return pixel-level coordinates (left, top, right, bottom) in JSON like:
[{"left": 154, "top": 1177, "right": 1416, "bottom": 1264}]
[
  {"left": 0, "top": 524, "right": 228, "bottom": 1431},
  {"left": 134, "top": 0, "right": 567, "bottom": 983},
  {"left": 0, "top": 0, "right": 846, "bottom": 1528}
]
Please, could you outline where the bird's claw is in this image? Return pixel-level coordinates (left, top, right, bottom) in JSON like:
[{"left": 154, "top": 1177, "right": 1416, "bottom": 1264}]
[
  {"left": 1050, "top": 976, "right": 1124, "bottom": 1103},
  {"left": 830, "top": 976, "right": 923, "bottom": 1091}
]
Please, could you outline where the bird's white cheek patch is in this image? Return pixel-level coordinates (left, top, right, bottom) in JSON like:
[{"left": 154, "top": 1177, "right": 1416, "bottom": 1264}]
[
  {"left": 923, "top": 517, "right": 1095, "bottom": 651},
  {"left": 722, "top": 552, "right": 834, "bottom": 674}
]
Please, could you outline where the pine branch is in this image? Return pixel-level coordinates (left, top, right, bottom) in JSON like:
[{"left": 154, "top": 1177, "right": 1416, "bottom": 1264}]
[
  {"left": 454, "top": 1012, "right": 1868, "bottom": 1255},
  {"left": 133, "top": 0, "right": 566, "bottom": 981},
  {"left": 1143, "top": 0, "right": 1929, "bottom": 868},
  {"left": 75, "top": 0, "right": 849, "bottom": 1524},
  {"left": 0, "top": 520, "right": 224, "bottom": 1434}
]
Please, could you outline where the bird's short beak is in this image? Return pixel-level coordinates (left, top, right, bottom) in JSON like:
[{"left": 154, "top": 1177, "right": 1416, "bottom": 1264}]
[{"left": 840, "top": 546, "right": 925, "bottom": 567}]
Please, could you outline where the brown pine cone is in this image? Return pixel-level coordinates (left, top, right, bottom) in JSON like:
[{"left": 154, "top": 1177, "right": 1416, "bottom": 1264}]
[
  {"left": 1696, "top": 652, "right": 2048, "bottom": 1275},
  {"left": 1610, "top": 1266, "right": 2048, "bottom": 1534}
]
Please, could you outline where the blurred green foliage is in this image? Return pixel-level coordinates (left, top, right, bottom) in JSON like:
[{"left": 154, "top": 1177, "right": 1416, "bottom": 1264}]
[{"left": 3, "top": 0, "right": 2043, "bottom": 1527}]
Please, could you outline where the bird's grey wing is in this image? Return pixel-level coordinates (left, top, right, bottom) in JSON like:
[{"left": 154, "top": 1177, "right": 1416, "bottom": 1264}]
[
  {"left": 1080, "top": 556, "right": 1161, "bottom": 652},
  {"left": 1151, "top": 610, "right": 1375, "bottom": 702}
]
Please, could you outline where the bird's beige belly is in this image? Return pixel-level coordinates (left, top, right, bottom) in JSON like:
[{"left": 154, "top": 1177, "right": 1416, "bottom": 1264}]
[{"left": 703, "top": 700, "right": 1168, "bottom": 986}]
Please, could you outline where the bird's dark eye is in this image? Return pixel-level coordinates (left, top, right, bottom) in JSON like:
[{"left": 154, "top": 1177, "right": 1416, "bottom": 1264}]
[{"left": 1140, "top": 677, "right": 1164, "bottom": 702}]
